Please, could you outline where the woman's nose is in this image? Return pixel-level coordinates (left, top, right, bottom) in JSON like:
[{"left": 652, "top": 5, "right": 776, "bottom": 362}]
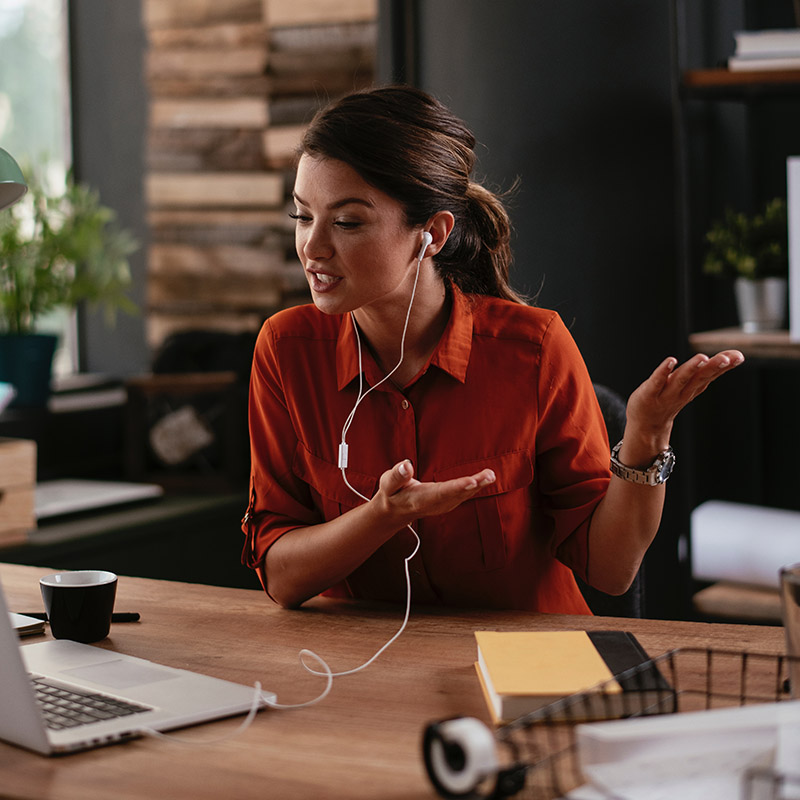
[{"left": 300, "top": 224, "right": 333, "bottom": 261}]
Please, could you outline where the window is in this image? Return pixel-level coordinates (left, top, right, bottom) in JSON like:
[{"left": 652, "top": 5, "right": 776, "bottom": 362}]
[{"left": 0, "top": 0, "right": 75, "bottom": 375}]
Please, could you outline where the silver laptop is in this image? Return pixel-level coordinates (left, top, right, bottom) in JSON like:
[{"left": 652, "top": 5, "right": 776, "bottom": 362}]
[{"left": 0, "top": 577, "right": 275, "bottom": 755}]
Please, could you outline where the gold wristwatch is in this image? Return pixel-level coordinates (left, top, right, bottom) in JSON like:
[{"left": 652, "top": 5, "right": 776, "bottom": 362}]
[{"left": 610, "top": 439, "right": 675, "bottom": 486}]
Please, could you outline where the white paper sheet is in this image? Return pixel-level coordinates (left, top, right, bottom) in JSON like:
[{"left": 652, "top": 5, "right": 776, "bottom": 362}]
[{"left": 576, "top": 701, "right": 800, "bottom": 800}]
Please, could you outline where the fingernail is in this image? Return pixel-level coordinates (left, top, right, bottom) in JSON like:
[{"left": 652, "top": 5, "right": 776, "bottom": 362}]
[
  {"left": 398, "top": 461, "right": 410, "bottom": 477},
  {"left": 718, "top": 357, "right": 730, "bottom": 368}
]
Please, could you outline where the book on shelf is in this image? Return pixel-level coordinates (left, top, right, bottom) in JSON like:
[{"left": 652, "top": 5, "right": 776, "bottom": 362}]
[
  {"left": 728, "top": 55, "right": 800, "bottom": 71},
  {"left": 733, "top": 28, "right": 800, "bottom": 57},
  {"left": 474, "top": 630, "right": 674, "bottom": 725},
  {"left": 728, "top": 28, "right": 800, "bottom": 71}
]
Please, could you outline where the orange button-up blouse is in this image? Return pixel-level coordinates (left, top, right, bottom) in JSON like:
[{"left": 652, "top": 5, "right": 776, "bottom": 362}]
[{"left": 242, "top": 286, "right": 611, "bottom": 614}]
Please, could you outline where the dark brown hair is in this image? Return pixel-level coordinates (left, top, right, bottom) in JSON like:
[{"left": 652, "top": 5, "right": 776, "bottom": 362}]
[{"left": 299, "top": 86, "right": 525, "bottom": 304}]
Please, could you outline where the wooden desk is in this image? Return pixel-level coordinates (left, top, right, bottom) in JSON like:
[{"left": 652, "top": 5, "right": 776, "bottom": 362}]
[{"left": 0, "top": 563, "right": 786, "bottom": 800}]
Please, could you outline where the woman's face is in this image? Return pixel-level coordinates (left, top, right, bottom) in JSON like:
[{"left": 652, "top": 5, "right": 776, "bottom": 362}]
[{"left": 292, "top": 154, "right": 425, "bottom": 317}]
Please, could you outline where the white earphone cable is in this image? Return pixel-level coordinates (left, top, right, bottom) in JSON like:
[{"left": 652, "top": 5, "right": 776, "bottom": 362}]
[
  {"left": 339, "top": 240, "right": 424, "bottom": 460},
  {"left": 269, "top": 236, "right": 428, "bottom": 702},
  {"left": 140, "top": 236, "right": 433, "bottom": 747}
]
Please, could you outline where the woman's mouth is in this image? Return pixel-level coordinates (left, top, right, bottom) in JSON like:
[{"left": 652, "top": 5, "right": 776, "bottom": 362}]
[{"left": 308, "top": 270, "right": 343, "bottom": 293}]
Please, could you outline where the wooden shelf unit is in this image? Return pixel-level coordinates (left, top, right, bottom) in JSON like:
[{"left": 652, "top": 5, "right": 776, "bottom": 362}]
[{"left": 682, "top": 67, "right": 800, "bottom": 96}]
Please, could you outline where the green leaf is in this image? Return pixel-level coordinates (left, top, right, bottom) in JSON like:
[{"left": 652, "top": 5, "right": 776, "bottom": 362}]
[
  {"left": 702, "top": 197, "right": 788, "bottom": 281},
  {"left": 0, "top": 163, "right": 139, "bottom": 334}
]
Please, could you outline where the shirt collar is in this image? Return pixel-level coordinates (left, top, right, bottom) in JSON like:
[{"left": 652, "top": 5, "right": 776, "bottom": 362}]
[
  {"left": 428, "top": 283, "right": 472, "bottom": 383},
  {"left": 335, "top": 283, "right": 474, "bottom": 391}
]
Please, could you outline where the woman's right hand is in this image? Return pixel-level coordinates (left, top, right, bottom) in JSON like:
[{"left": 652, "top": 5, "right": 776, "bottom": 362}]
[
  {"left": 372, "top": 459, "right": 496, "bottom": 528},
  {"left": 265, "top": 459, "right": 495, "bottom": 608}
]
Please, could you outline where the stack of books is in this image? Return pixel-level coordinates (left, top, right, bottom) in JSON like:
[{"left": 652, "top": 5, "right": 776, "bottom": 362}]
[
  {"left": 474, "top": 630, "right": 674, "bottom": 725},
  {"left": 728, "top": 29, "right": 800, "bottom": 72}
]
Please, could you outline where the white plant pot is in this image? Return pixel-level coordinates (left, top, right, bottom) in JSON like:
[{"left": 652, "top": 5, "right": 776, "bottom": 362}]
[{"left": 734, "top": 277, "right": 787, "bottom": 333}]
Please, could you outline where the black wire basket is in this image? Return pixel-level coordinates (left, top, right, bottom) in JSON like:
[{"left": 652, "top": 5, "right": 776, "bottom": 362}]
[{"left": 423, "top": 647, "right": 800, "bottom": 800}]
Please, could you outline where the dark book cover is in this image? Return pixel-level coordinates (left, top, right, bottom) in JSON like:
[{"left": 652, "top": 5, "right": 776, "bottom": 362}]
[{"left": 587, "top": 630, "right": 675, "bottom": 713}]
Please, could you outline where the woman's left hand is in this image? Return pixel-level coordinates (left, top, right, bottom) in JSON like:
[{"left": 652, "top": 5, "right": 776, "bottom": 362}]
[
  {"left": 622, "top": 350, "right": 745, "bottom": 461},
  {"left": 590, "top": 349, "right": 745, "bottom": 594}
]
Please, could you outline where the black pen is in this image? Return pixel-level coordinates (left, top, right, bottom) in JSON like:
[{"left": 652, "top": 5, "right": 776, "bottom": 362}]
[
  {"left": 21, "top": 612, "right": 141, "bottom": 623},
  {"left": 110, "top": 613, "right": 141, "bottom": 623}
]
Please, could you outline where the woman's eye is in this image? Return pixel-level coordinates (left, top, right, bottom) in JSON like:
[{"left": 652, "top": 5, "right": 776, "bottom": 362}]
[{"left": 288, "top": 211, "right": 362, "bottom": 230}]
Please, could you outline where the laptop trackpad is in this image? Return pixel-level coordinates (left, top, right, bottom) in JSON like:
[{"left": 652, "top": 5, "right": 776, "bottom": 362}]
[{"left": 62, "top": 659, "right": 180, "bottom": 690}]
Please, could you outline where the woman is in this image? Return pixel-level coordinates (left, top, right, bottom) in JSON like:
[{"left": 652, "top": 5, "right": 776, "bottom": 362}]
[{"left": 241, "top": 85, "right": 742, "bottom": 613}]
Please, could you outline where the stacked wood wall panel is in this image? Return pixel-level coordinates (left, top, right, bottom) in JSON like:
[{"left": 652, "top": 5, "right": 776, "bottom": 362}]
[{"left": 142, "top": 0, "right": 377, "bottom": 353}]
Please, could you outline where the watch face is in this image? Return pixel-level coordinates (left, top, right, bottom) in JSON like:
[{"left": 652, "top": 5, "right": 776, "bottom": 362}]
[{"left": 658, "top": 453, "right": 675, "bottom": 483}]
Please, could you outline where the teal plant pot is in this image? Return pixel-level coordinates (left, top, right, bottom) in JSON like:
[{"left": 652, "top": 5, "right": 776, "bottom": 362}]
[{"left": 0, "top": 333, "right": 57, "bottom": 408}]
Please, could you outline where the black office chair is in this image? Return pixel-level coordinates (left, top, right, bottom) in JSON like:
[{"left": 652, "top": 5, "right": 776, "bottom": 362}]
[{"left": 573, "top": 383, "right": 645, "bottom": 618}]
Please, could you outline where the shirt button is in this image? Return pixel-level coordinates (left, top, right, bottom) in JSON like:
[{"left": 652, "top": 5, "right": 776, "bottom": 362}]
[{"left": 401, "top": 399, "right": 410, "bottom": 410}]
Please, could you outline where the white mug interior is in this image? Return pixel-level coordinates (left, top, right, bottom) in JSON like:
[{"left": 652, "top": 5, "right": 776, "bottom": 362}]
[{"left": 39, "top": 570, "right": 117, "bottom": 588}]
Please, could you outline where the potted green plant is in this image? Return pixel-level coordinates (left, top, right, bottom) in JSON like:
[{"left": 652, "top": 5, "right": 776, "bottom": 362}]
[
  {"left": 0, "top": 166, "right": 138, "bottom": 407},
  {"left": 702, "top": 197, "right": 788, "bottom": 333}
]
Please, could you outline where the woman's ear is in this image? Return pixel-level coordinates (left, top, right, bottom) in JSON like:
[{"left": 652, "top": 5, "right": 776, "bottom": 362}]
[{"left": 423, "top": 211, "right": 455, "bottom": 257}]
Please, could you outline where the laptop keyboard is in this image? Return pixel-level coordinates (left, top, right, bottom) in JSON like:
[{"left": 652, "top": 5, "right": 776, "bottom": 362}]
[{"left": 30, "top": 675, "right": 152, "bottom": 730}]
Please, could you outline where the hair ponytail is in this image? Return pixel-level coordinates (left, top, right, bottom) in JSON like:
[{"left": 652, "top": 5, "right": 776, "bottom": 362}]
[
  {"left": 300, "top": 86, "right": 527, "bottom": 304},
  {"left": 434, "top": 181, "right": 525, "bottom": 303}
]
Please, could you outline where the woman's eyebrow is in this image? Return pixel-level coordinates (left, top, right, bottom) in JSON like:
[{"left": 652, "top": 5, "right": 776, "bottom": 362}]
[{"left": 292, "top": 192, "right": 374, "bottom": 210}]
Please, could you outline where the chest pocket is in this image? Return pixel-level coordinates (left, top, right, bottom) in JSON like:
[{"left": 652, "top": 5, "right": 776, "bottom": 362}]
[
  {"left": 432, "top": 450, "right": 534, "bottom": 571},
  {"left": 293, "top": 443, "right": 378, "bottom": 521}
]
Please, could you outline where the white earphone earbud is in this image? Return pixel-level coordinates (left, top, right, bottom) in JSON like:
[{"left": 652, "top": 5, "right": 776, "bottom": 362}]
[{"left": 418, "top": 231, "right": 433, "bottom": 261}]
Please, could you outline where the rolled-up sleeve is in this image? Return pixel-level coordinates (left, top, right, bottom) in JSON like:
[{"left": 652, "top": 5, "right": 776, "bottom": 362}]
[{"left": 241, "top": 319, "right": 321, "bottom": 571}]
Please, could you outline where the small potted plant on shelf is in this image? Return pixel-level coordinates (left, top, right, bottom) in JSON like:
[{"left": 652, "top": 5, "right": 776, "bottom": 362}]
[
  {"left": 0, "top": 165, "right": 139, "bottom": 408},
  {"left": 702, "top": 197, "right": 788, "bottom": 333}
]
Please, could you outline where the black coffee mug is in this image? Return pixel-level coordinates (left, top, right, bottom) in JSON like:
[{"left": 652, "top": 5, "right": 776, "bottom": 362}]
[{"left": 39, "top": 570, "right": 118, "bottom": 643}]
